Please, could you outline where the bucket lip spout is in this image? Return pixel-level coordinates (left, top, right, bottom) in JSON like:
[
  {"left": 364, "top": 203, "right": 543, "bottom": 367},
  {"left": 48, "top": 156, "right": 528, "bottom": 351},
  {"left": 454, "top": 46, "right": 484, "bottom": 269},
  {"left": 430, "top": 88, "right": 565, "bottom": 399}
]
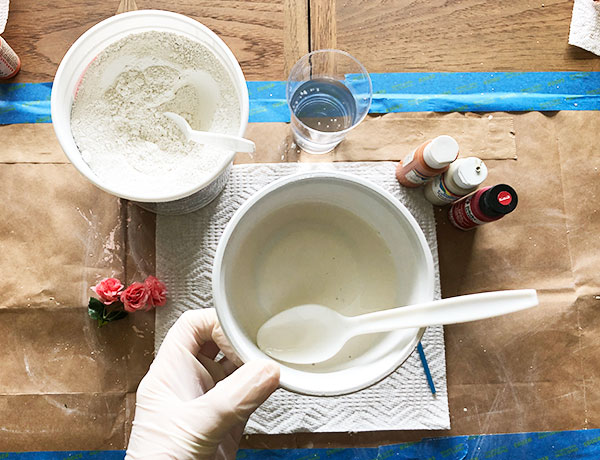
[{"left": 51, "top": 9, "right": 249, "bottom": 203}]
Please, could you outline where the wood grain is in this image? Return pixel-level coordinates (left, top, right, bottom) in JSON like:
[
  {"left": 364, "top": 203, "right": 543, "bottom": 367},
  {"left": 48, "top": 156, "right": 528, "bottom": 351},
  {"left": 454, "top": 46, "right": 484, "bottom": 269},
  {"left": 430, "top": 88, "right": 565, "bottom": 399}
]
[
  {"left": 115, "top": 0, "right": 138, "bottom": 14},
  {"left": 310, "top": 0, "right": 337, "bottom": 50},
  {"left": 142, "top": 0, "right": 287, "bottom": 79},
  {"left": 329, "top": 0, "right": 600, "bottom": 72},
  {"left": 2, "top": 0, "right": 117, "bottom": 83},
  {"left": 2, "top": 0, "right": 291, "bottom": 82},
  {"left": 284, "top": 0, "right": 310, "bottom": 75}
]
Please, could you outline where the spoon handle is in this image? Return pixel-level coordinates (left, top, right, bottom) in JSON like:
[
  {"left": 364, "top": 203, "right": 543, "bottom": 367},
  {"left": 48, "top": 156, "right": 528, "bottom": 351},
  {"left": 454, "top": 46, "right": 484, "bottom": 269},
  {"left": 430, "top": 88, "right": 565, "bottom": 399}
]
[
  {"left": 348, "top": 289, "right": 538, "bottom": 335},
  {"left": 189, "top": 131, "right": 256, "bottom": 153}
]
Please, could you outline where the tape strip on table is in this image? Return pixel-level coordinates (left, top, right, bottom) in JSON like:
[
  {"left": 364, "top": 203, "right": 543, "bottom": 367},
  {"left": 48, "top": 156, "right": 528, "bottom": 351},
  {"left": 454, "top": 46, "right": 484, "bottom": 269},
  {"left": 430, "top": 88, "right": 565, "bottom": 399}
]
[
  {"left": 1, "top": 72, "right": 598, "bottom": 124},
  {"left": 3, "top": 429, "right": 600, "bottom": 459}
]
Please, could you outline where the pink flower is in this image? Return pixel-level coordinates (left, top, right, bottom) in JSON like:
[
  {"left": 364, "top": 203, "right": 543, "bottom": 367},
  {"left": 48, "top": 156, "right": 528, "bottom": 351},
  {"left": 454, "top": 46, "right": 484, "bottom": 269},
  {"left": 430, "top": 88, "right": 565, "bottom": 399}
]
[
  {"left": 145, "top": 276, "right": 167, "bottom": 307},
  {"left": 120, "top": 282, "right": 150, "bottom": 313},
  {"left": 92, "top": 278, "right": 124, "bottom": 305}
]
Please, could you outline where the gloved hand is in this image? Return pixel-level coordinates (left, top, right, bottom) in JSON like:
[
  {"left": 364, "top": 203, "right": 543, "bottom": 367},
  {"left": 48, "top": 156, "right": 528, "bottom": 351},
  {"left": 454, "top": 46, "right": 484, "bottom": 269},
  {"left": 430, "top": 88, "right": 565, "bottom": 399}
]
[{"left": 126, "top": 308, "right": 280, "bottom": 460}]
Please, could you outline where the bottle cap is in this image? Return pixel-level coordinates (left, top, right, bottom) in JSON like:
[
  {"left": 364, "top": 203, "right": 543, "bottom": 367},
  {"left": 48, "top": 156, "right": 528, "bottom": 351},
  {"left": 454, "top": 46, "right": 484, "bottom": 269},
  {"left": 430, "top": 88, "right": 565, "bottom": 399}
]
[
  {"left": 480, "top": 184, "right": 518, "bottom": 217},
  {"left": 423, "top": 135, "right": 459, "bottom": 169},
  {"left": 454, "top": 157, "right": 488, "bottom": 189}
]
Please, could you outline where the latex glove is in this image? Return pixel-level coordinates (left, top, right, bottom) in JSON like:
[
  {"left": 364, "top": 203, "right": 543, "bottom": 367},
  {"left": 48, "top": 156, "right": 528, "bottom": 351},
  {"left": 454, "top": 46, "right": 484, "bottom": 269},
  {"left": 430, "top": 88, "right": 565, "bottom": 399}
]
[{"left": 126, "top": 308, "right": 280, "bottom": 460}]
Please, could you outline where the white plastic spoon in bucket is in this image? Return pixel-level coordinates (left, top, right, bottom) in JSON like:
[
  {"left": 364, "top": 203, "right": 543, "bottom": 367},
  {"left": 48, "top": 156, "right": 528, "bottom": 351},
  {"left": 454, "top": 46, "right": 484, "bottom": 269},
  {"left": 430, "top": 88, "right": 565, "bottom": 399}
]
[
  {"left": 164, "top": 112, "right": 255, "bottom": 153},
  {"left": 257, "top": 289, "right": 538, "bottom": 364}
]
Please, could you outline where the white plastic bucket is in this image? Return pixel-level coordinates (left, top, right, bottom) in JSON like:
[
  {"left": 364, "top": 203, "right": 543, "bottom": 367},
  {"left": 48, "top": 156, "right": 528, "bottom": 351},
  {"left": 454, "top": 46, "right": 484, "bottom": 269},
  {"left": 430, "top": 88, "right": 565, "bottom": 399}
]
[
  {"left": 213, "top": 172, "right": 435, "bottom": 396},
  {"left": 51, "top": 10, "right": 249, "bottom": 214}
]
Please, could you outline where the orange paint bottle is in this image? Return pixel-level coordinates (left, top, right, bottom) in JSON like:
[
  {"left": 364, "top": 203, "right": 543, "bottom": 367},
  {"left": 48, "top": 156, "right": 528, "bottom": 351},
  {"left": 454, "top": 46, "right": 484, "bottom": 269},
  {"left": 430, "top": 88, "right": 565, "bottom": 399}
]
[{"left": 396, "top": 135, "right": 459, "bottom": 188}]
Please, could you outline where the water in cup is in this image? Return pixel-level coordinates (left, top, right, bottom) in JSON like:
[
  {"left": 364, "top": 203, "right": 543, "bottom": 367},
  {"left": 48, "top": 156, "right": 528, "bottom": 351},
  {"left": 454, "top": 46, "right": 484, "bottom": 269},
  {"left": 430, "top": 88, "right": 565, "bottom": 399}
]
[
  {"left": 289, "top": 78, "right": 357, "bottom": 133},
  {"left": 286, "top": 50, "right": 372, "bottom": 154}
]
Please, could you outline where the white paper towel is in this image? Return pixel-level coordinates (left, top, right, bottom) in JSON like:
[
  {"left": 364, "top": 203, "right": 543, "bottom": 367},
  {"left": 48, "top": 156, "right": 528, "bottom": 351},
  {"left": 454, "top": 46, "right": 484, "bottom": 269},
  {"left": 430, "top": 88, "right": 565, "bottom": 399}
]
[
  {"left": 569, "top": 0, "right": 600, "bottom": 56},
  {"left": 0, "top": 0, "right": 8, "bottom": 34},
  {"left": 156, "top": 162, "right": 450, "bottom": 434}
]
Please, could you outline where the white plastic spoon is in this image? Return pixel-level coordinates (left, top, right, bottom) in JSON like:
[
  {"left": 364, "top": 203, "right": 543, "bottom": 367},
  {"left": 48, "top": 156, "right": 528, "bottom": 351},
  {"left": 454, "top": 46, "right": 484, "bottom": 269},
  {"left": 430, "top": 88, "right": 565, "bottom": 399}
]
[
  {"left": 164, "top": 112, "right": 256, "bottom": 153},
  {"left": 257, "top": 289, "right": 538, "bottom": 364}
]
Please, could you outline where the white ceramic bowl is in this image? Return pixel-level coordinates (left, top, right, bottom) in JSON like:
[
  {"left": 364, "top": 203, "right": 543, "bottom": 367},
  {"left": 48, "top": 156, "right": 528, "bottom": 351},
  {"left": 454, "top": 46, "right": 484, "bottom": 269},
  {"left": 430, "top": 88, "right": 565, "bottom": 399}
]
[
  {"left": 213, "top": 172, "right": 435, "bottom": 396},
  {"left": 51, "top": 10, "right": 248, "bottom": 209}
]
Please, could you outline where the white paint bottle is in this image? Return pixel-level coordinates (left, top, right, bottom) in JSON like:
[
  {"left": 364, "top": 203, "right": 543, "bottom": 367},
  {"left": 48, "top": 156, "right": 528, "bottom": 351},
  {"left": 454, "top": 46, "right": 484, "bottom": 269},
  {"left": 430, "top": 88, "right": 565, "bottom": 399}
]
[{"left": 424, "top": 157, "right": 488, "bottom": 206}]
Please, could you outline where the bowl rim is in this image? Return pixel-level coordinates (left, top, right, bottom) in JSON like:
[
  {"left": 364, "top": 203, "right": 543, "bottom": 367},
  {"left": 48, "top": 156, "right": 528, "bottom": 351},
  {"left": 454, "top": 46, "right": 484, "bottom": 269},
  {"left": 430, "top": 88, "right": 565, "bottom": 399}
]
[
  {"left": 212, "top": 171, "right": 436, "bottom": 396},
  {"left": 51, "top": 9, "right": 249, "bottom": 203}
]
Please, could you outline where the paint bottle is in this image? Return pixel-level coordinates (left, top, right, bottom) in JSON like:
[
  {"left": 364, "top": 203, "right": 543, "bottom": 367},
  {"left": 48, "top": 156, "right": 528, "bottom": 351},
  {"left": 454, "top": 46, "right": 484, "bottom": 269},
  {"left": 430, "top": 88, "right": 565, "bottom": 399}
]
[
  {"left": 0, "top": 37, "right": 20, "bottom": 79},
  {"left": 448, "top": 184, "right": 518, "bottom": 231},
  {"left": 396, "top": 135, "right": 459, "bottom": 188},
  {"left": 424, "top": 157, "right": 488, "bottom": 206}
]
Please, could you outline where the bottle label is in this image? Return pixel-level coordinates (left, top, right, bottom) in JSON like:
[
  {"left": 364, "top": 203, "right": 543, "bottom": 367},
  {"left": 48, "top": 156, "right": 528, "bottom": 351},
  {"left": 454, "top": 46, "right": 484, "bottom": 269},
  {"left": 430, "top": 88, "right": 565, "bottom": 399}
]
[
  {"left": 430, "top": 175, "right": 461, "bottom": 204},
  {"left": 404, "top": 167, "right": 433, "bottom": 185},
  {"left": 449, "top": 196, "right": 486, "bottom": 230},
  {"left": 0, "top": 38, "right": 20, "bottom": 78}
]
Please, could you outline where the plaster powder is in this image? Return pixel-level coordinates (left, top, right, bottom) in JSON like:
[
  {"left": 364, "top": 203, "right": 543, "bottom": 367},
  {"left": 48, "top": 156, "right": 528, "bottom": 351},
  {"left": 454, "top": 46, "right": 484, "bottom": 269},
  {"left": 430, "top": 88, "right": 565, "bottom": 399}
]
[{"left": 70, "top": 31, "right": 240, "bottom": 198}]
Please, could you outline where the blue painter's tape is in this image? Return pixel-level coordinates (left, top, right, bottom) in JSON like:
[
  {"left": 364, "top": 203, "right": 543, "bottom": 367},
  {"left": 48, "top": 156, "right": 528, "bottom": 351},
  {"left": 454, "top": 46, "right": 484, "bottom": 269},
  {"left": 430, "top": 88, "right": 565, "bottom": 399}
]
[
  {"left": 236, "top": 430, "right": 600, "bottom": 460},
  {"left": 4, "top": 430, "right": 600, "bottom": 459},
  {"left": 246, "top": 72, "right": 600, "bottom": 122},
  {"left": 0, "top": 72, "right": 598, "bottom": 124},
  {"left": 0, "top": 82, "right": 52, "bottom": 123},
  {"left": 0, "top": 452, "right": 125, "bottom": 459}
]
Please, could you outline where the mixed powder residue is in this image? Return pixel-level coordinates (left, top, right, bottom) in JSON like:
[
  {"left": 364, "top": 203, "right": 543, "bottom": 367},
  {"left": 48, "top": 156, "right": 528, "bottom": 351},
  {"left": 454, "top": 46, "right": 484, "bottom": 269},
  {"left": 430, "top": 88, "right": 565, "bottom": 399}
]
[{"left": 71, "top": 31, "right": 240, "bottom": 198}]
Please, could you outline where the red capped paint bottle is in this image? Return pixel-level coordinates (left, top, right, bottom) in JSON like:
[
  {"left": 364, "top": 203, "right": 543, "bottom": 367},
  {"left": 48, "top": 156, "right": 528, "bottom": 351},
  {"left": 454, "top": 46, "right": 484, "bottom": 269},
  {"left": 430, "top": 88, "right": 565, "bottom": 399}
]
[{"left": 448, "top": 184, "right": 518, "bottom": 230}]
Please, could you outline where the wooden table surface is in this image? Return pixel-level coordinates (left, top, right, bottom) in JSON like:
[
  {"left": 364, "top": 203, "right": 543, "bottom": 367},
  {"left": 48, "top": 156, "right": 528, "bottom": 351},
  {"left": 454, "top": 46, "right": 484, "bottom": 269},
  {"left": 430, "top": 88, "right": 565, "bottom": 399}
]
[
  {"left": 1, "top": 0, "right": 599, "bottom": 452},
  {"left": 4, "top": 0, "right": 599, "bottom": 84}
]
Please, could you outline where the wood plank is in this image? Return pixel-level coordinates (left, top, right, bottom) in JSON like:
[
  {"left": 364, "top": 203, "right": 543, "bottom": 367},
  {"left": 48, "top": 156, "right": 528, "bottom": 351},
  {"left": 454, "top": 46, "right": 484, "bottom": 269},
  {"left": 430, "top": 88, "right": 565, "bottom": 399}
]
[
  {"left": 328, "top": 0, "right": 600, "bottom": 72},
  {"left": 310, "top": 0, "right": 337, "bottom": 50},
  {"left": 2, "top": 0, "right": 289, "bottom": 82},
  {"left": 3, "top": 0, "right": 116, "bottom": 83},
  {"left": 284, "top": 0, "right": 310, "bottom": 75},
  {"left": 155, "top": 0, "right": 286, "bottom": 79},
  {"left": 115, "top": 0, "right": 138, "bottom": 14}
]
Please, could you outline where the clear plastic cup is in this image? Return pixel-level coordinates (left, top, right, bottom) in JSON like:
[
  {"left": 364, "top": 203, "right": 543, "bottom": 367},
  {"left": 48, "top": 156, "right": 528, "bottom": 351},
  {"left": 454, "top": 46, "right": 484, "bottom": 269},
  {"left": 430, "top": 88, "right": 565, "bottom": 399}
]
[{"left": 286, "top": 49, "right": 372, "bottom": 154}]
